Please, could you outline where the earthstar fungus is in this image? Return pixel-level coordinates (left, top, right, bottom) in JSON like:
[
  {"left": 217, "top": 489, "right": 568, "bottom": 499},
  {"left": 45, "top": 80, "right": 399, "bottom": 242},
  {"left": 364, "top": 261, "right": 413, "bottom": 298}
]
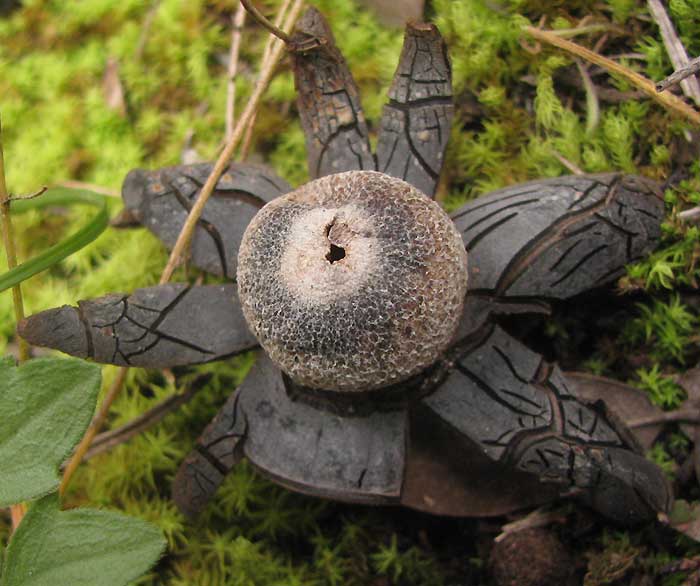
[
  {"left": 19, "top": 8, "right": 672, "bottom": 525},
  {"left": 237, "top": 171, "right": 468, "bottom": 392}
]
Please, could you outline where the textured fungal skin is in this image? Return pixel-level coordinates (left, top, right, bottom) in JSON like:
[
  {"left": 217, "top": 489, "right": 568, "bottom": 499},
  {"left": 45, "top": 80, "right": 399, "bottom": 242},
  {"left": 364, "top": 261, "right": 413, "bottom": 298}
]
[{"left": 237, "top": 170, "right": 468, "bottom": 392}]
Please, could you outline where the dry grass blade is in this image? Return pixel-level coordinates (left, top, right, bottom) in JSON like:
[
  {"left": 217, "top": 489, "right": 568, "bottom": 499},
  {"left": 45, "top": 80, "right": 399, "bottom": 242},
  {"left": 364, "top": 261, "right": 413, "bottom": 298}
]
[
  {"left": 524, "top": 26, "right": 700, "bottom": 127},
  {"left": 59, "top": 180, "right": 119, "bottom": 198},
  {"left": 225, "top": 3, "right": 247, "bottom": 143},
  {"left": 60, "top": 0, "right": 306, "bottom": 495},
  {"left": 159, "top": 0, "right": 304, "bottom": 284},
  {"left": 658, "top": 56, "right": 700, "bottom": 93},
  {"left": 0, "top": 117, "right": 30, "bottom": 529},
  {"left": 59, "top": 366, "right": 129, "bottom": 495},
  {"left": 647, "top": 0, "right": 700, "bottom": 105}
]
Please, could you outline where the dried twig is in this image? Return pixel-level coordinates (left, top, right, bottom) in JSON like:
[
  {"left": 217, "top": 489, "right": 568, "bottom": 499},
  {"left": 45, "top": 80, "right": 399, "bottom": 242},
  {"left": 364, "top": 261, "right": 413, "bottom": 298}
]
[
  {"left": 647, "top": 0, "right": 700, "bottom": 105},
  {"left": 225, "top": 4, "right": 247, "bottom": 143},
  {"left": 60, "top": 366, "right": 129, "bottom": 495},
  {"left": 80, "top": 385, "right": 199, "bottom": 463},
  {"left": 239, "top": 0, "right": 293, "bottom": 159},
  {"left": 679, "top": 206, "right": 700, "bottom": 222},
  {"left": 240, "top": 110, "right": 257, "bottom": 160},
  {"left": 494, "top": 507, "right": 567, "bottom": 542},
  {"left": 551, "top": 149, "right": 584, "bottom": 175},
  {"left": 658, "top": 56, "right": 700, "bottom": 93},
  {"left": 240, "top": 0, "right": 292, "bottom": 44},
  {"left": 159, "top": 0, "right": 304, "bottom": 284},
  {"left": 7, "top": 186, "right": 47, "bottom": 203},
  {"left": 59, "top": 0, "right": 306, "bottom": 495},
  {"left": 524, "top": 26, "right": 700, "bottom": 126},
  {"left": 0, "top": 118, "right": 29, "bottom": 530},
  {"left": 627, "top": 409, "right": 700, "bottom": 428}
]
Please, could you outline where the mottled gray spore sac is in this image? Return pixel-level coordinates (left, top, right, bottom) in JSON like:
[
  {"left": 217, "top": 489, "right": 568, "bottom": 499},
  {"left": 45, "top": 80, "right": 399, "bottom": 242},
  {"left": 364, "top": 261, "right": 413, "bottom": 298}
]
[{"left": 238, "top": 171, "right": 468, "bottom": 392}]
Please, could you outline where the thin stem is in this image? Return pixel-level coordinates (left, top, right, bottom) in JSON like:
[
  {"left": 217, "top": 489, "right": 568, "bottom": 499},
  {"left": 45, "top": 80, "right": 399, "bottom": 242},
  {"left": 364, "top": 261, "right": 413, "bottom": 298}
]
[
  {"left": 627, "top": 409, "right": 700, "bottom": 428},
  {"left": 59, "top": 0, "right": 306, "bottom": 495},
  {"left": 0, "top": 117, "right": 29, "bottom": 530},
  {"left": 647, "top": 0, "right": 700, "bottom": 105},
  {"left": 0, "top": 122, "right": 28, "bottom": 363},
  {"left": 225, "top": 3, "right": 247, "bottom": 143},
  {"left": 159, "top": 0, "right": 304, "bottom": 284},
  {"left": 79, "top": 384, "right": 199, "bottom": 463},
  {"left": 239, "top": 0, "right": 292, "bottom": 160},
  {"left": 524, "top": 26, "right": 700, "bottom": 127},
  {"left": 240, "top": 0, "right": 292, "bottom": 44},
  {"left": 262, "top": 0, "right": 292, "bottom": 65},
  {"left": 658, "top": 55, "right": 700, "bottom": 93},
  {"left": 240, "top": 112, "right": 257, "bottom": 159},
  {"left": 679, "top": 205, "right": 700, "bottom": 222},
  {"left": 59, "top": 366, "right": 129, "bottom": 495}
]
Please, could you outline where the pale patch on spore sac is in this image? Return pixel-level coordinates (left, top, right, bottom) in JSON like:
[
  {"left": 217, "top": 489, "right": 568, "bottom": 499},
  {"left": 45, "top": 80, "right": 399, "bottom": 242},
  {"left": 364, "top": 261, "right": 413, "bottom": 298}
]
[
  {"left": 238, "top": 171, "right": 468, "bottom": 392},
  {"left": 280, "top": 205, "right": 379, "bottom": 305}
]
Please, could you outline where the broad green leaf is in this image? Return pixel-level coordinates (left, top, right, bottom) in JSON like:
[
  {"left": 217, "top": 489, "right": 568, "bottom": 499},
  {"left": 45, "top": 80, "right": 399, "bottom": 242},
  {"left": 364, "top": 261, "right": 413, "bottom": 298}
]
[
  {"left": 0, "top": 356, "right": 101, "bottom": 506},
  {"left": 1, "top": 495, "right": 166, "bottom": 586}
]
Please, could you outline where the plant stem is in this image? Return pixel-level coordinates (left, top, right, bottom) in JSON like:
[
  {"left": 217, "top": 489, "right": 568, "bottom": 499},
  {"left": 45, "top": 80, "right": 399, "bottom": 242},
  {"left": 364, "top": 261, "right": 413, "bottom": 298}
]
[
  {"left": 159, "top": 0, "right": 304, "bottom": 284},
  {"left": 0, "top": 117, "right": 30, "bottom": 530},
  {"left": 59, "top": 0, "right": 305, "bottom": 495},
  {"left": 524, "top": 26, "right": 700, "bottom": 127},
  {"left": 240, "top": 0, "right": 292, "bottom": 44},
  {"left": 60, "top": 366, "right": 129, "bottom": 495},
  {"left": 225, "top": 3, "right": 247, "bottom": 143},
  {"left": 0, "top": 121, "right": 28, "bottom": 364},
  {"left": 79, "top": 383, "right": 199, "bottom": 463}
]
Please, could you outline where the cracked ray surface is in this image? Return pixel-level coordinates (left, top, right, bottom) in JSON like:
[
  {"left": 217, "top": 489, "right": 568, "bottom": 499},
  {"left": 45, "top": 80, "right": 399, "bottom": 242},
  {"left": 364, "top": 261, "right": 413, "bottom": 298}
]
[
  {"left": 424, "top": 326, "right": 672, "bottom": 524},
  {"left": 173, "top": 366, "right": 248, "bottom": 518},
  {"left": 174, "top": 353, "right": 407, "bottom": 513},
  {"left": 376, "top": 22, "right": 453, "bottom": 197},
  {"left": 122, "top": 162, "right": 290, "bottom": 278},
  {"left": 451, "top": 174, "right": 664, "bottom": 299},
  {"left": 290, "top": 8, "right": 375, "bottom": 178},
  {"left": 18, "top": 284, "right": 258, "bottom": 367}
]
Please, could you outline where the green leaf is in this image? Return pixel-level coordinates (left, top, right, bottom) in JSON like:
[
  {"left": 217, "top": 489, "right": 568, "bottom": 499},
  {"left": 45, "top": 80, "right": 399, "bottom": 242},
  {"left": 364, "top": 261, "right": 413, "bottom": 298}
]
[
  {"left": 0, "top": 187, "right": 109, "bottom": 294},
  {"left": 1, "top": 495, "right": 166, "bottom": 586},
  {"left": 0, "top": 357, "right": 101, "bottom": 506}
]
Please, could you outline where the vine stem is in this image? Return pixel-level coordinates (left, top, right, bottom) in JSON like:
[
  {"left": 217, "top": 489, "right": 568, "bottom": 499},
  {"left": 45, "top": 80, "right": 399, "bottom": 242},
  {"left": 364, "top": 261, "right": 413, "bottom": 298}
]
[
  {"left": 239, "top": 0, "right": 292, "bottom": 44},
  {"left": 158, "top": 0, "right": 304, "bottom": 284},
  {"left": 0, "top": 117, "right": 30, "bottom": 530},
  {"left": 240, "top": 0, "right": 292, "bottom": 159},
  {"left": 59, "top": 0, "right": 305, "bottom": 495},
  {"left": 225, "top": 3, "right": 247, "bottom": 143},
  {"left": 0, "top": 120, "right": 28, "bottom": 364},
  {"left": 59, "top": 367, "right": 129, "bottom": 495},
  {"left": 524, "top": 26, "right": 700, "bottom": 127}
]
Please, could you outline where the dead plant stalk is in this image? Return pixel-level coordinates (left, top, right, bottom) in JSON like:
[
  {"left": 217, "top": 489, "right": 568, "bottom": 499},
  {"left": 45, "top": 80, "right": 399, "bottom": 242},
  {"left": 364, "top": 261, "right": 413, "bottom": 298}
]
[
  {"left": 59, "top": 0, "right": 306, "bottom": 495},
  {"left": 0, "top": 118, "right": 31, "bottom": 529},
  {"left": 525, "top": 26, "right": 700, "bottom": 127}
]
